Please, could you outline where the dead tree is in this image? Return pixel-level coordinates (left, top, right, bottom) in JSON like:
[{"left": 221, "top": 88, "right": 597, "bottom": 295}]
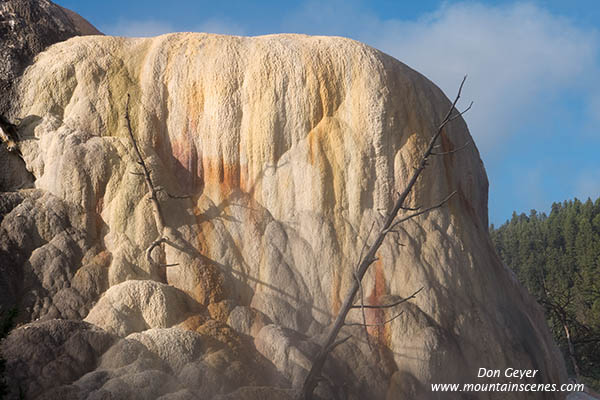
[
  {"left": 0, "top": 114, "right": 20, "bottom": 154},
  {"left": 124, "top": 95, "right": 189, "bottom": 268},
  {"left": 300, "top": 77, "right": 472, "bottom": 400}
]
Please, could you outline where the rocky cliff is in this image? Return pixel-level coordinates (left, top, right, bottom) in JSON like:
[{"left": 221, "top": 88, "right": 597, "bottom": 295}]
[
  {"left": 0, "top": 0, "right": 101, "bottom": 115},
  {"left": 0, "top": 10, "right": 568, "bottom": 400},
  {"left": 0, "top": 0, "right": 101, "bottom": 192}
]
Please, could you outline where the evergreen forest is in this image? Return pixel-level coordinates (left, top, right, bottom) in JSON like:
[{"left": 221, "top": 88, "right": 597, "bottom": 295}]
[{"left": 490, "top": 198, "right": 600, "bottom": 389}]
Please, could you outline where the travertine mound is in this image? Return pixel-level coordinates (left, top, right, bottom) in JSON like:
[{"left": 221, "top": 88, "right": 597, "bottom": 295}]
[
  {"left": 84, "top": 280, "right": 199, "bottom": 336},
  {"left": 1, "top": 32, "right": 568, "bottom": 399}
]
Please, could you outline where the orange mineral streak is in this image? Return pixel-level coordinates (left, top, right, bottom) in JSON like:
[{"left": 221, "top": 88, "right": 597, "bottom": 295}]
[
  {"left": 169, "top": 131, "right": 243, "bottom": 199},
  {"left": 440, "top": 129, "right": 455, "bottom": 162},
  {"left": 366, "top": 257, "right": 391, "bottom": 346},
  {"left": 166, "top": 83, "right": 206, "bottom": 195},
  {"left": 458, "top": 186, "right": 478, "bottom": 229},
  {"left": 170, "top": 133, "right": 203, "bottom": 195},
  {"left": 202, "top": 157, "right": 241, "bottom": 195}
]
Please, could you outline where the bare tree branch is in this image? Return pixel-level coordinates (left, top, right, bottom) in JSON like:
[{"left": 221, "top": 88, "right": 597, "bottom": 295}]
[
  {"left": 430, "top": 139, "right": 472, "bottom": 156},
  {"left": 354, "top": 272, "right": 372, "bottom": 350},
  {"left": 344, "top": 311, "right": 404, "bottom": 327},
  {"left": 166, "top": 192, "right": 193, "bottom": 199},
  {"left": 350, "top": 287, "right": 424, "bottom": 310},
  {"left": 400, "top": 204, "right": 421, "bottom": 211},
  {"left": 358, "top": 221, "right": 376, "bottom": 260},
  {"left": 155, "top": 186, "right": 193, "bottom": 199},
  {"left": 300, "top": 76, "right": 470, "bottom": 400},
  {"left": 385, "top": 191, "right": 457, "bottom": 233},
  {"left": 146, "top": 237, "right": 179, "bottom": 267},
  {"left": 125, "top": 95, "right": 165, "bottom": 232},
  {"left": 326, "top": 335, "right": 352, "bottom": 353},
  {"left": 125, "top": 94, "right": 180, "bottom": 269},
  {"left": 448, "top": 101, "right": 473, "bottom": 122}
]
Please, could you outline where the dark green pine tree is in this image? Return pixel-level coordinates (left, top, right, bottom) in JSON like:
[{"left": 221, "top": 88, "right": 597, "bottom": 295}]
[{"left": 491, "top": 198, "right": 600, "bottom": 389}]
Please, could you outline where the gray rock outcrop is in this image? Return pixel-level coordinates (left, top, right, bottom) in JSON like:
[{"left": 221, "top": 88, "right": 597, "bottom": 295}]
[{"left": 0, "top": 0, "right": 101, "bottom": 115}]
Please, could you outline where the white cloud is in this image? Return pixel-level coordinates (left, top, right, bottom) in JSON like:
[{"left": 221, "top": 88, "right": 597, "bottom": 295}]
[
  {"left": 285, "top": 2, "right": 600, "bottom": 155},
  {"left": 369, "top": 3, "right": 598, "bottom": 153}
]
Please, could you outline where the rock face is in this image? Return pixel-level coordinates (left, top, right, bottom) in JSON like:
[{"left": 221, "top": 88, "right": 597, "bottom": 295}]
[
  {"left": 0, "top": 0, "right": 101, "bottom": 115},
  {"left": 0, "top": 0, "right": 101, "bottom": 192},
  {"left": 0, "top": 28, "right": 568, "bottom": 400}
]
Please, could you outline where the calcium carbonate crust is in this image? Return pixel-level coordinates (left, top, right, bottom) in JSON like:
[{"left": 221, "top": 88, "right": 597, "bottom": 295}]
[{"left": 0, "top": 33, "right": 567, "bottom": 399}]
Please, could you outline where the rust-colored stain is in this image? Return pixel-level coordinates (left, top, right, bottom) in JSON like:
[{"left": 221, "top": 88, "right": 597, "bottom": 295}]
[
  {"left": 166, "top": 79, "right": 208, "bottom": 195},
  {"left": 170, "top": 132, "right": 242, "bottom": 197},
  {"left": 202, "top": 157, "right": 241, "bottom": 194},
  {"left": 170, "top": 132, "right": 203, "bottom": 194},
  {"left": 366, "top": 257, "right": 391, "bottom": 346},
  {"left": 458, "top": 185, "right": 479, "bottom": 229}
]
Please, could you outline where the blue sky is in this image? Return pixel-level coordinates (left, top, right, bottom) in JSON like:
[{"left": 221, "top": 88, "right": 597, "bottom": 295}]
[{"left": 58, "top": 0, "right": 600, "bottom": 226}]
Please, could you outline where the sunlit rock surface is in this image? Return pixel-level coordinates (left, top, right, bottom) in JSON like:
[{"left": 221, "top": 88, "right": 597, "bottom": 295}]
[
  {"left": 0, "top": 0, "right": 101, "bottom": 191},
  {"left": 0, "top": 0, "right": 101, "bottom": 116},
  {"left": 1, "top": 31, "right": 568, "bottom": 399}
]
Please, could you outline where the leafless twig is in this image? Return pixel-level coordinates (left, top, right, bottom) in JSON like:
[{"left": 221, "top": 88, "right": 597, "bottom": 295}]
[
  {"left": 350, "top": 287, "right": 424, "bottom": 310},
  {"left": 300, "top": 76, "right": 472, "bottom": 400},
  {"left": 125, "top": 94, "right": 181, "bottom": 268},
  {"left": 430, "top": 139, "right": 472, "bottom": 156},
  {"left": 354, "top": 272, "right": 372, "bottom": 350},
  {"left": 344, "top": 311, "right": 404, "bottom": 327}
]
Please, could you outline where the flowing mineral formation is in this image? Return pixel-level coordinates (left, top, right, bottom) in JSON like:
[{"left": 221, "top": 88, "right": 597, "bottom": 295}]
[{"left": 1, "top": 31, "right": 567, "bottom": 399}]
